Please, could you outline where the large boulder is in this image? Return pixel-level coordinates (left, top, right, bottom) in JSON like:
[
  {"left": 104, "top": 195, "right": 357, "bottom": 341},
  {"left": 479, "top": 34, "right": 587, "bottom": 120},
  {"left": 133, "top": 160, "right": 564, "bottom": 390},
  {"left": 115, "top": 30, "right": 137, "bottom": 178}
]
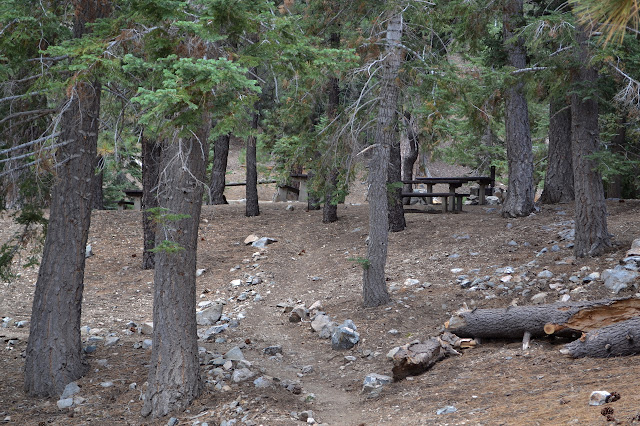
[
  {"left": 196, "top": 303, "right": 224, "bottom": 326},
  {"left": 331, "top": 320, "right": 360, "bottom": 350}
]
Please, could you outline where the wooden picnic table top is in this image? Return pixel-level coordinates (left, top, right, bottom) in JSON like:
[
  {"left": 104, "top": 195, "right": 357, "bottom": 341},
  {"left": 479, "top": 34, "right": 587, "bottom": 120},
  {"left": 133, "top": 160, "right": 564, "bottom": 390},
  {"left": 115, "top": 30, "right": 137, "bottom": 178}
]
[
  {"left": 411, "top": 176, "right": 493, "bottom": 184},
  {"left": 123, "top": 189, "right": 143, "bottom": 197}
]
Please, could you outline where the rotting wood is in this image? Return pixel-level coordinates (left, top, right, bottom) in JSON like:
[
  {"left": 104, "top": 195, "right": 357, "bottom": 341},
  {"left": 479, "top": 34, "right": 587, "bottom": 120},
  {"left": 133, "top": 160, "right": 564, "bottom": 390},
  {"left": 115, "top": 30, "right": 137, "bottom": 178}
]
[{"left": 445, "top": 298, "right": 640, "bottom": 340}]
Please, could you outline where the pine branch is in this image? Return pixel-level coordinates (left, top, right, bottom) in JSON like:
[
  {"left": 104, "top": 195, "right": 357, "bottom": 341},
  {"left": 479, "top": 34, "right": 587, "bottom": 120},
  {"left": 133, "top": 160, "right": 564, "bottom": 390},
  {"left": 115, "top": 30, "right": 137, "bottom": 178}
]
[
  {"left": 0, "top": 109, "right": 56, "bottom": 126},
  {"left": 0, "top": 132, "right": 62, "bottom": 156}
]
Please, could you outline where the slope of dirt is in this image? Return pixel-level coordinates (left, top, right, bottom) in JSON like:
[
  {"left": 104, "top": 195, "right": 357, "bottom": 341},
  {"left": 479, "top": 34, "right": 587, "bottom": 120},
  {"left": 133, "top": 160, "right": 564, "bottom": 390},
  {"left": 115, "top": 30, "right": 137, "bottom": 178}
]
[{"left": 2, "top": 197, "right": 640, "bottom": 425}]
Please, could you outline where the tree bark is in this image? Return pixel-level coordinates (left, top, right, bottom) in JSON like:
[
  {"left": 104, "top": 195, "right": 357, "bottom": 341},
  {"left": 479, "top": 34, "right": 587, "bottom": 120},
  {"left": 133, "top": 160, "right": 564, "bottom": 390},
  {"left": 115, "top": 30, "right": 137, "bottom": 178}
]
[
  {"left": 388, "top": 122, "right": 405, "bottom": 231},
  {"left": 245, "top": 111, "right": 260, "bottom": 217},
  {"left": 571, "top": 25, "right": 611, "bottom": 257},
  {"left": 540, "top": 97, "right": 574, "bottom": 204},
  {"left": 562, "top": 316, "right": 640, "bottom": 358},
  {"left": 142, "top": 137, "right": 161, "bottom": 270},
  {"left": 363, "top": 11, "right": 402, "bottom": 307},
  {"left": 445, "top": 298, "right": 640, "bottom": 339},
  {"left": 24, "top": 0, "right": 110, "bottom": 398},
  {"left": 322, "top": 32, "right": 341, "bottom": 224},
  {"left": 501, "top": 0, "right": 535, "bottom": 218},
  {"left": 208, "top": 133, "right": 230, "bottom": 205},
  {"left": 142, "top": 121, "right": 210, "bottom": 417},
  {"left": 401, "top": 112, "right": 419, "bottom": 205}
]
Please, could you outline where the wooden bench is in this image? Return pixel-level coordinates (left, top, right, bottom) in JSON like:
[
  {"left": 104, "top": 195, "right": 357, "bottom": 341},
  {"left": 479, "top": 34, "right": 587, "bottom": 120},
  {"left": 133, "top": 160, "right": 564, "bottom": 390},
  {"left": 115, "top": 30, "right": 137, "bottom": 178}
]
[
  {"left": 401, "top": 192, "right": 457, "bottom": 213},
  {"left": 117, "top": 199, "right": 134, "bottom": 210}
]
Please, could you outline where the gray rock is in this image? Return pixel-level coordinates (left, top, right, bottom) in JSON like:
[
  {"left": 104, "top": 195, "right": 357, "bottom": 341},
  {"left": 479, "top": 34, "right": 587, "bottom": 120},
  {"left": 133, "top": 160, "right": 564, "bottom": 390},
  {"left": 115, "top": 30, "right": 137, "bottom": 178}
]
[
  {"left": 61, "top": 382, "right": 81, "bottom": 399},
  {"left": 602, "top": 266, "right": 639, "bottom": 294},
  {"left": 436, "top": 406, "right": 457, "bottom": 415},
  {"left": 15, "top": 320, "right": 29, "bottom": 328},
  {"left": 224, "top": 346, "right": 245, "bottom": 361},
  {"left": 263, "top": 345, "right": 282, "bottom": 356},
  {"left": 100, "top": 381, "right": 114, "bottom": 387},
  {"left": 318, "top": 321, "right": 337, "bottom": 339},
  {"left": 197, "top": 303, "right": 224, "bottom": 326},
  {"left": 105, "top": 336, "right": 120, "bottom": 347},
  {"left": 311, "top": 314, "right": 331, "bottom": 333},
  {"left": 362, "top": 373, "right": 392, "bottom": 393},
  {"left": 253, "top": 376, "right": 274, "bottom": 388},
  {"left": 301, "top": 365, "right": 314, "bottom": 374},
  {"left": 167, "top": 417, "right": 179, "bottom": 426},
  {"left": 251, "top": 237, "right": 277, "bottom": 248},
  {"left": 589, "top": 391, "right": 611, "bottom": 406},
  {"left": 85, "top": 245, "right": 93, "bottom": 258},
  {"left": 142, "top": 339, "right": 153, "bottom": 349},
  {"left": 531, "top": 292, "right": 548, "bottom": 304},
  {"left": 537, "top": 270, "right": 554, "bottom": 279},
  {"left": 57, "top": 397, "right": 74, "bottom": 409},
  {"left": 331, "top": 320, "right": 360, "bottom": 350},
  {"left": 232, "top": 368, "right": 254, "bottom": 383},
  {"left": 289, "top": 304, "right": 308, "bottom": 323},
  {"left": 551, "top": 244, "right": 561, "bottom": 252},
  {"left": 485, "top": 196, "right": 500, "bottom": 205}
]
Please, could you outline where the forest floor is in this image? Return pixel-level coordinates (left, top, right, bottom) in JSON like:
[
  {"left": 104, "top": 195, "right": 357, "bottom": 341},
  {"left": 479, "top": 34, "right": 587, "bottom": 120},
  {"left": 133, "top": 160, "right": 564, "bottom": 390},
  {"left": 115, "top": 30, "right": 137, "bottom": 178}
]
[{"left": 2, "top": 154, "right": 640, "bottom": 425}]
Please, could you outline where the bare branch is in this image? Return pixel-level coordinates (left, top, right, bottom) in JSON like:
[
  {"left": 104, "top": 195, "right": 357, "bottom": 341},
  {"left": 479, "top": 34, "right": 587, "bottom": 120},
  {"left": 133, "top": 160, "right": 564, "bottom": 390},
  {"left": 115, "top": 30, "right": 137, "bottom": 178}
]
[
  {"left": 511, "top": 66, "right": 548, "bottom": 75},
  {"left": 0, "top": 132, "right": 62, "bottom": 156},
  {"left": 0, "top": 109, "right": 55, "bottom": 126},
  {"left": 0, "top": 90, "right": 49, "bottom": 104},
  {"left": 0, "top": 140, "right": 71, "bottom": 165}
]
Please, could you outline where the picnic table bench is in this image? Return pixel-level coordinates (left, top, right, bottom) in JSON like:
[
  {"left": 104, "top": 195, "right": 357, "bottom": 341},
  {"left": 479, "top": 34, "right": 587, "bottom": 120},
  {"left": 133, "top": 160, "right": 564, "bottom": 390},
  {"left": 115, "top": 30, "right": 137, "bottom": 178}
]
[{"left": 401, "top": 167, "right": 495, "bottom": 212}]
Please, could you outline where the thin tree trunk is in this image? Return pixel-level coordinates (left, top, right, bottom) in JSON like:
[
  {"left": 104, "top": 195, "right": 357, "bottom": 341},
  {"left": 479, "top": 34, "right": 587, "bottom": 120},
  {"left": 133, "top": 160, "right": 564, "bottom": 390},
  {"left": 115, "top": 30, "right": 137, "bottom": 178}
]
[
  {"left": 401, "top": 112, "right": 419, "bottom": 205},
  {"left": 91, "top": 155, "right": 104, "bottom": 210},
  {"left": 142, "top": 121, "right": 210, "bottom": 417},
  {"left": 24, "top": 0, "right": 109, "bottom": 397},
  {"left": 245, "top": 111, "right": 259, "bottom": 217},
  {"left": 388, "top": 119, "right": 405, "bottom": 231},
  {"left": 142, "top": 137, "right": 161, "bottom": 270},
  {"left": 571, "top": 25, "right": 611, "bottom": 257},
  {"left": 209, "top": 133, "right": 230, "bottom": 204},
  {"left": 363, "top": 11, "right": 403, "bottom": 308},
  {"left": 540, "top": 97, "right": 574, "bottom": 204},
  {"left": 501, "top": 0, "right": 535, "bottom": 218},
  {"left": 322, "top": 32, "right": 341, "bottom": 224},
  {"left": 606, "top": 116, "right": 626, "bottom": 198}
]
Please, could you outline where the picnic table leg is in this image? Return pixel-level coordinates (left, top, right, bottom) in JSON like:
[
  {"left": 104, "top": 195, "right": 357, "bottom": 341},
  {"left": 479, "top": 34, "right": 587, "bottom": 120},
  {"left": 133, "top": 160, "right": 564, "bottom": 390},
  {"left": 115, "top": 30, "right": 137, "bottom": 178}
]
[
  {"left": 479, "top": 184, "right": 486, "bottom": 205},
  {"left": 448, "top": 184, "right": 456, "bottom": 211},
  {"left": 427, "top": 183, "right": 433, "bottom": 205},
  {"left": 442, "top": 196, "right": 448, "bottom": 213}
]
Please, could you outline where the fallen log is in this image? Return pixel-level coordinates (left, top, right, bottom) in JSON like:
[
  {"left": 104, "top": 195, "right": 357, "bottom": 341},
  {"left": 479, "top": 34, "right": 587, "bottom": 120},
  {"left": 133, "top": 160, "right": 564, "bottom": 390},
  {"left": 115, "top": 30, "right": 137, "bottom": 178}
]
[
  {"left": 445, "top": 298, "right": 640, "bottom": 339},
  {"left": 390, "top": 332, "right": 467, "bottom": 381},
  {"left": 561, "top": 317, "right": 640, "bottom": 358}
]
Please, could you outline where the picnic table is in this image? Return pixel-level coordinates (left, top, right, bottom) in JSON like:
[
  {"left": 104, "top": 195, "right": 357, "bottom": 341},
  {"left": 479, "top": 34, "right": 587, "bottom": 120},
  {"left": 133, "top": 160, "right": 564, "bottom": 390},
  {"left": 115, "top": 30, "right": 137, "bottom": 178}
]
[{"left": 401, "top": 167, "right": 495, "bottom": 212}]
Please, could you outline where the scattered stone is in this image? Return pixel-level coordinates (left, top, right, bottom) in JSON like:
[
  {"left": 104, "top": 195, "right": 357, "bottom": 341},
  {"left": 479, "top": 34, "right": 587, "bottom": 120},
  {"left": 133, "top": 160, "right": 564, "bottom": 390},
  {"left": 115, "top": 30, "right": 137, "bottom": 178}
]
[
  {"left": 388, "top": 329, "right": 399, "bottom": 335},
  {"left": 252, "top": 237, "right": 277, "bottom": 248},
  {"left": 404, "top": 278, "right": 420, "bottom": 286},
  {"left": 485, "top": 196, "right": 500, "bottom": 205},
  {"left": 100, "top": 381, "right": 114, "bottom": 388},
  {"left": 85, "top": 245, "right": 93, "bottom": 258},
  {"left": 244, "top": 234, "right": 260, "bottom": 245},
  {"left": 551, "top": 244, "right": 561, "bottom": 252},
  {"left": 301, "top": 365, "right": 314, "bottom": 374},
  {"left": 331, "top": 320, "right": 360, "bottom": 350},
  {"left": 57, "top": 398, "right": 74, "bottom": 409},
  {"left": 196, "top": 268, "right": 206, "bottom": 277},
  {"left": 232, "top": 368, "right": 255, "bottom": 383},
  {"left": 83, "top": 345, "right": 97, "bottom": 354},
  {"left": 142, "top": 339, "right": 153, "bottom": 349},
  {"left": 230, "top": 279, "right": 243, "bottom": 287},
  {"left": 199, "top": 324, "right": 229, "bottom": 341},
  {"left": 589, "top": 391, "right": 611, "bottom": 406},
  {"left": 140, "top": 322, "right": 154, "bottom": 335},
  {"left": 263, "top": 345, "right": 282, "bottom": 356},
  {"left": 15, "top": 320, "right": 29, "bottom": 328},
  {"left": 602, "top": 266, "right": 639, "bottom": 294},
  {"left": 437, "top": 406, "right": 457, "bottom": 415},
  {"left": 536, "top": 248, "right": 548, "bottom": 257},
  {"left": 583, "top": 272, "right": 600, "bottom": 283},
  {"left": 167, "top": 417, "right": 179, "bottom": 426},
  {"left": 531, "top": 292, "right": 548, "bottom": 304},
  {"left": 362, "top": 373, "right": 392, "bottom": 394},
  {"left": 318, "top": 321, "right": 336, "bottom": 339},
  {"left": 308, "top": 300, "right": 323, "bottom": 312},
  {"left": 297, "top": 410, "right": 314, "bottom": 422},
  {"left": 289, "top": 305, "right": 308, "bottom": 323},
  {"left": 626, "top": 238, "right": 640, "bottom": 257},
  {"left": 253, "top": 376, "right": 274, "bottom": 388},
  {"left": 61, "top": 382, "right": 81, "bottom": 399},
  {"left": 105, "top": 336, "right": 120, "bottom": 347},
  {"left": 285, "top": 204, "right": 295, "bottom": 211},
  {"left": 224, "top": 346, "right": 245, "bottom": 361},
  {"left": 537, "top": 270, "right": 554, "bottom": 279}
]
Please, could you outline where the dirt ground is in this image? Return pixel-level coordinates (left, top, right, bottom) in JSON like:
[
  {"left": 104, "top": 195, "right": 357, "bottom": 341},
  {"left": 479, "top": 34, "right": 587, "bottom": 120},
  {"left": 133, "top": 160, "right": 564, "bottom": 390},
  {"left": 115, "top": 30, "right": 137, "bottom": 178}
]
[{"left": 2, "top": 177, "right": 640, "bottom": 425}]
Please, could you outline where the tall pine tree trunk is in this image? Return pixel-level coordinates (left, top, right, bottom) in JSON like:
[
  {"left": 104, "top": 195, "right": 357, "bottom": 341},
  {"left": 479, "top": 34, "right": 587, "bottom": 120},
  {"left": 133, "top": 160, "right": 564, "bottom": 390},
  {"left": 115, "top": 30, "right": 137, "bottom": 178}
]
[
  {"left": 24, "top": 0, "right": 110, "bottom": 397},
  {"left": 540, "top": 97, "right": 574, "bottom": 203},
  {"left": 245, "top": 111, "right": 260, "bottom": 217},
  {"left": 363, "top": 11, "right": 402, "bottom": 307},
  {"left": 501, "top": 0, "right": 535, "bottom": 218},
  {"left": 142, "top": 137, "right": 161, "bottom": 270},
  {"left": 208, "top": 133, "right": 230, "bottom": 204},
  {"left": 142, "top": 121, "right": 210, "bottom": 417},
  {"left": 571, "top": 26, "right": 611, "bottom": 257}
]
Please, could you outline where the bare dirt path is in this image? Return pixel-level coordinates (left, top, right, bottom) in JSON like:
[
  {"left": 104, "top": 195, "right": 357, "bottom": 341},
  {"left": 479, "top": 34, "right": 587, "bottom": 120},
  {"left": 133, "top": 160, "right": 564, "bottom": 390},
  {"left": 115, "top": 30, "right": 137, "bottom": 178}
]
[{"left": 2, "top": 199, "right": 640, "bottom": 425}]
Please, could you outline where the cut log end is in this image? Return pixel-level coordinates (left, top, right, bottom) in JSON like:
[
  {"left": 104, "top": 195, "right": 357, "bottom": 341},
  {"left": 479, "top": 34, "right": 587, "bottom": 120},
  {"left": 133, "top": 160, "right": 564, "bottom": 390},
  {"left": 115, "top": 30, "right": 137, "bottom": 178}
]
[{"left": 544, "top": 323, "right": 565, "bottom": 335}]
